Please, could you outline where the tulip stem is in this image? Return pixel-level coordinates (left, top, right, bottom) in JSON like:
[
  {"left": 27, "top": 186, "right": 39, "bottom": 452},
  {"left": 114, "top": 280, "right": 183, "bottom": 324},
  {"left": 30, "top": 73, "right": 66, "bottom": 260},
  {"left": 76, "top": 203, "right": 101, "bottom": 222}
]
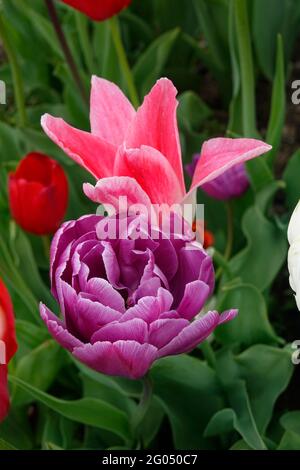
[
  {"left": 109, "top": 16, "right": 139, "bottom": 108},
  {"left": 75, "top": 12, "right": 94, "bottom": 74},
  {"left": 0, "top": 14, "right": 27, "bottom": 127},
  {"left": 200, "top": 340, "right": 216, "bottom": 369},
  {"left": 45, "top": 0, "right": 88, "bottom": 105},
  {"left": 132, "top": 374, "right": 153, "bottom": 447},
  {"left": 42, "top": 235, "right": 51, "bottom": 261},
  {"left": 224, "top": 201, "right": 234, "bottom": 261}
]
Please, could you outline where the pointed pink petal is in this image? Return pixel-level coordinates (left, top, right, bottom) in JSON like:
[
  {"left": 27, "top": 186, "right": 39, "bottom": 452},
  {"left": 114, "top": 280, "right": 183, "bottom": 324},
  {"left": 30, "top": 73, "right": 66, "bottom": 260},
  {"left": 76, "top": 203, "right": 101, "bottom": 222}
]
[
  {"left": 176, "top": 280, "right": 210, "bottom": 320},
  {"left": 73, "top": 340, "right": 158, "bottom": 379},
  {"left": 83, "top": 176, "right": 152, "bottom": 214},
  {"left": 158, "top": 309, "right": 238, "bottom": 358},
  {"left": 125, "top": 78, "right": 185, "bottom": 192},
  {"left": 114, "top": 145, "right": 184, "bottom": 205},
  {"left": 186, "top": 138, "right": 272, "bottom": 198},
  {"left": 149, "top": 318, "right": 189, "bottom": 349},
  {"left": 90, "top": 76, "right": 135, "bottom": 145},
  {"left": 41, "top": 114, "right": 116, "bottom": 179}
]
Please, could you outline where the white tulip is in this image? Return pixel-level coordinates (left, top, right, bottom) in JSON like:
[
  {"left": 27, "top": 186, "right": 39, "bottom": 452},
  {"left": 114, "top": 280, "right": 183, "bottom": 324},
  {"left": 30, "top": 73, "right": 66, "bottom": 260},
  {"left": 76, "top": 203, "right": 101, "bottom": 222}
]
[{"left": 288, "top": 201, "right": 300, "bottom": 310}]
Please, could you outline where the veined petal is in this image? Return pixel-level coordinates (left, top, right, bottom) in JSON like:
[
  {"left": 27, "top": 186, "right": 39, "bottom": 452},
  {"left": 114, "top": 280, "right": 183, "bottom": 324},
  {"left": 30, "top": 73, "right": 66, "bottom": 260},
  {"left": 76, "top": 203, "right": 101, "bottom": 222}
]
[
  {"left": 90, "top": 76, "right": 135, "bottom": 145},
  {"left": 186, "top": 138, "right": 272, "bottom": 199},
  {"left": 41, "top": 114, "right": 116, "bottom": 179},
  {"left": 125, "top": 78, "right": 185, "bottom": 192},
  {"left": 73, "top": 340, "right": 158, "bottom": 379},
  {"left": 114, "top": 145, "right": 184, "bottom": 205},
  {"left": 83, "top": 176, "right": 152, "bottom": 214}
]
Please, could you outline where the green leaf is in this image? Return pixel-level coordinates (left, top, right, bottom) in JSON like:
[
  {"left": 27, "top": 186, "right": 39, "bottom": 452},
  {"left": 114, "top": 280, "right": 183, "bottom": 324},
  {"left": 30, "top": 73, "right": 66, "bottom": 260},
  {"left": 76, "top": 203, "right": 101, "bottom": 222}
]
[
  {"left": 215, "top": 283, "right": 279, "bottom": 347},
  {"left": 10, "top": 376, "right": 131, "bottom": 442},
  {"left": 217, "top": 346, "right": 293, "bottom": 435},
  {"left": 277, "top": 431, "right": 300, "bottom": 450},
  {"left": 0, "top": 438, "right": 17, "bottom": 450},
  {"left": 133, "top": 28, "right": 179, "bottom": 96},
  {"left": 12, "top": 340, "right": 67, "bottom": 406},
  {"left": 151, "top": 355, "right": 224, "bottom": 449},
  {"left": 228, "top": 202, "right": 287, "bottom": 291},
  {"left": 283, "top": 149, "right": 300, "bottom": 211},
  {"left": 266, "top": 35, "right": 285, "bottom": 166}
]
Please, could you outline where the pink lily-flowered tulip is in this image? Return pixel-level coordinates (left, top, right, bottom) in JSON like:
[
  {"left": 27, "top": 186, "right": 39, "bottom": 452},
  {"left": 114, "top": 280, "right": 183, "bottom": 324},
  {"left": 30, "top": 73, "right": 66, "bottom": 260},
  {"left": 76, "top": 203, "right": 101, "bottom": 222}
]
[{"left": 41, "top": 77, "right": 271, "bottom": 210}]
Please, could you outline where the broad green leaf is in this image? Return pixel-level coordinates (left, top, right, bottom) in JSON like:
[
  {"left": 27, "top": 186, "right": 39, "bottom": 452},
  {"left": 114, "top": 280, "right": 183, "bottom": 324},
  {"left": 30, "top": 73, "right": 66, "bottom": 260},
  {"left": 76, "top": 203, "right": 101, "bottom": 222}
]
[
  {"left": 277, "top": 431, "right": 300, "bottom": 450},
  {"left": 215, "top": 283, "right": 279, "bottom": 347},
  {"left": 228, "top": 203, "right": 287, "bottom": 291},
  {"left": 133, "top": 28, "right": 179, "bottom": 96},
  {"left": 10, "top": 376, "right": 131, "bottom": 442},
  {"left": 12, "top": 340, "right": 67, "bottom": 406},
  {"left": 151, "top": 355, "right": 224, "bottom": 449},
  {"left": 0, "top": 438, "right": 17, "bottom": 450}
]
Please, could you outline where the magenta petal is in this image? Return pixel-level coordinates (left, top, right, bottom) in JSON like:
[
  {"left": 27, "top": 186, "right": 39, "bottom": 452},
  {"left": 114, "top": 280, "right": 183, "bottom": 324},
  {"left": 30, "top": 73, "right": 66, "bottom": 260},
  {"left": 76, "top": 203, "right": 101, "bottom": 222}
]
[
  {"left": 90, "top": 76, "right": 135, "bottom": 145},
  {"left": 125, "top": 78, "right": 185, "bottom": 193},
  {"left": 40, "top": 303, "right": 83, "bottom": 351},
  {"left": 149, "top": 318, "right": 189, "bottom": 349},
  {"left": 76, "top": 296, "right": 122, "bottom": 339},
  {"left": 121, "top": 288, "right": 173, "bottom": 323},
  {"left": 91, "top": 318, "right": 148, "bottom": 343},
  {"left": 85, "top": 278, "right": 125, "bottom": 313},
  {"left": 73, "top": 340, "right": 158, "bottom": 379},
  {"left": 158, "top": 310, "right": 235, "bottom": 358},
  {"left": 176, "top": 280, "right": 210, "bottom": 320},
  {"left": 41, "top": 114, "right": 116, "bottom": 179}
]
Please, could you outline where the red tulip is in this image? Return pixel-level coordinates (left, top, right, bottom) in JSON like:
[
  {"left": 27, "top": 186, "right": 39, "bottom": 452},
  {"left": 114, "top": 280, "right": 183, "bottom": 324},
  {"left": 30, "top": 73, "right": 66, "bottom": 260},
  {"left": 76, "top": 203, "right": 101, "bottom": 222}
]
[
  {"left": 60, "top": 0, "right": 132, "bottom": 21},
  {"left": 0, "top": 278, "right": 17, "bottom": 422},
  {"left": 9, "top": 152, "right": 68, "bottom": 236}
]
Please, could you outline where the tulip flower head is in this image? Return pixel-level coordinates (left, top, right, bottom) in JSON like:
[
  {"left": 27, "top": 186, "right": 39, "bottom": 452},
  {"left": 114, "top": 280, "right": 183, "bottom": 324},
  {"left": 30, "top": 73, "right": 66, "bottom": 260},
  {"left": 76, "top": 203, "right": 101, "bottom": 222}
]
[
  {"left": 0, "top": 279, "right": 17, "bottom": 422},
  {"left": 185, "top": 153, "right": 249, "bottom": 201},
  {"left": 60, "top": 0, "right": 132, "bottom": 21},
  {"left": 40, "top": 213, "right": 237, "bottom": 379},
  {"left": 288, "top": 201, "right": 300, "bottom": 310},
  {"left": 41, "top": 77, "right": 271, "bottom": 215},
  {"left": 9, "top": 152, "right": 68, "bottom": 236}
]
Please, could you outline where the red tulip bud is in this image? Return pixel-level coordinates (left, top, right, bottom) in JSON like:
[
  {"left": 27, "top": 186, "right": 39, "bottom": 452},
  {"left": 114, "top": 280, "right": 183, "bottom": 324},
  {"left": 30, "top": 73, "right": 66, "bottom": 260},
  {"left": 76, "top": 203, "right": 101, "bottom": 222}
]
[
  {"left": 61, "top": 0, "right": 132, "bottom": 21},
  {"left": 9, "top": 152, "right": 68, "bottom": 236}
]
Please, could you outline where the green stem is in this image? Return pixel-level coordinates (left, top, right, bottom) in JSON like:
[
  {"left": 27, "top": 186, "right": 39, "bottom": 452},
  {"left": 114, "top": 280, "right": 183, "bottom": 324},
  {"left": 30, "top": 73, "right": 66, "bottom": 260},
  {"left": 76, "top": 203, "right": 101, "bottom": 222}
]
[
  {"left": 0, "top": 14, "right": 27, "bottom": 127},
  {"left": 45, "top": 0, "right": 88, "bottom": 105},
  {"left": 224, "top": 201, "right": 234, "bottom": 261},
  {"left": 42, "top": 235, "right": 50, "bottom": 261},
  {"left": 200, "top": 341, "right": 216, "bottom": 369},
  {"left": 75, "top": 12, "right": 94, "bottom": 74},
  {"left": 109, "top": 16, "right": 139, "bottom": 108},
  {"left": 234, "top": 0, "right": 257, "bottom": 137},
  {"left": 132, "top": 375, "right": 153, "bottom": 447}
]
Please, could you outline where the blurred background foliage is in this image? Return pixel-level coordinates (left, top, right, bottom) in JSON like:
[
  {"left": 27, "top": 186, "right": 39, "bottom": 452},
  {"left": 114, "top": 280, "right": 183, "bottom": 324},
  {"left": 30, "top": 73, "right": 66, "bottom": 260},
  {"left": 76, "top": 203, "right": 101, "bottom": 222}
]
[{"left": 1, "top": 0, "right": 300, "bottom": 450}]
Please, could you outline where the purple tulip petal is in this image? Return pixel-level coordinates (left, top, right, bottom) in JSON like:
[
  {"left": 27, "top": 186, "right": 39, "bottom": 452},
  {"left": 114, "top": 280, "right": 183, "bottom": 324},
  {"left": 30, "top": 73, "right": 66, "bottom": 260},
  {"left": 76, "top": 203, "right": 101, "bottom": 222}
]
[
  {"left": 149, "top": 318, "right": 189, "bottom": 348},
  {"left": 158, "top": 311, "right": 220, "bottom": 358},
  {"left": 91, "top": 318, "right": 148, "bottom": 343},
  {"left": 40, "top": 303, "right": 83, "bottom": 351},
  {"left": 177, "top": 280, "right": 210, "bottom": 320},
  {"left": 73, "top": 340, "right": 158, "bottom": 379},
  {"left": 85, "top": 278, "right": 126, "bottom": 313}
]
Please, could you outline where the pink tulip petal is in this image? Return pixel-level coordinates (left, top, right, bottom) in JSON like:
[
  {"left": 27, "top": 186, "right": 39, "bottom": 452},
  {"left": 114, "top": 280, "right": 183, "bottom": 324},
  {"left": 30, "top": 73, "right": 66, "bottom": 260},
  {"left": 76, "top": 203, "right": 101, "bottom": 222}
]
[
  {"left": 86, "top": 277, "right": 126, "bottom": 313},
  {"left": 41, "top": 114, "right": 116, "bottom": 179},
  {"left": 91, "top": 318, "right": 148, "bottom": 343},
  {"left": 90, "top": 76, "right": 135, "bottom": 145},
  {"left": 83, "top": 176, "right": 152, "bottom": 214},
  {"left": 114, "top": 145, "right": 184, "bottom": 205},
  {"left": 149, "top": 318, "right": 189, "bottom": 349},
  {"left": 186, "top": 138, "right": 272, "bottom": 199},
  {"left": 158, "top": 309, "right": 238, "bottom": 358},
  {"left": 73, "top": 340, "right": 158, "bottom": 379},
  {"left": 176, "top": 280, "right": 210, "bottom": 320},
  {"left": 125, "top": 78, "right": 185, "bottom": 193},
  {"left": 40, "top": 303, "right": 83, "bottom": 351}
]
